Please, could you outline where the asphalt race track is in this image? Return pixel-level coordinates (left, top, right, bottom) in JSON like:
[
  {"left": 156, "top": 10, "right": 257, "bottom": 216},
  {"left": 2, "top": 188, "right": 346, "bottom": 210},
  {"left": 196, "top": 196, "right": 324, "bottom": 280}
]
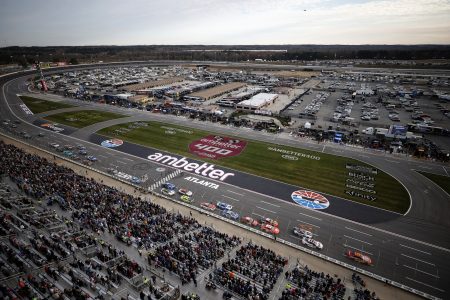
[{"left": 1, "top": 63, "right": 450, "bottom": 299}]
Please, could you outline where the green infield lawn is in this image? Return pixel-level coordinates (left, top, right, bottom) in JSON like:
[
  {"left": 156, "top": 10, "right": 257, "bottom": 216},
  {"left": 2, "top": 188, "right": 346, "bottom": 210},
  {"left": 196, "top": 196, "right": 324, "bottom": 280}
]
[
  {"left": 19, "top": 96, "right": 74, "bottom": 113},
  {"left": 98, "top": 121, "right": 410, "bottom": 213},
  {"left": 417, "top": 171, "right": 450, "bottom": 195},
  {"left": 44, "top": 110, "right": 127, "bottom": 128}
]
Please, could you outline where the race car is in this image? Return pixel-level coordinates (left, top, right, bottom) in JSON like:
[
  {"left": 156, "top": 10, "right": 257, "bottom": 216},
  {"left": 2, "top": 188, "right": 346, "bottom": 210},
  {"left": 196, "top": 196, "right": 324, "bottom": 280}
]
[
  {"left": 87, "top": 155, "right": 97, "bottom": 161},
  {"left": 345, "top": 250, "right": 373, "bottom": 265},
  {"left": 301, "top": 237, "right": 323, "bottom": 250},
  {"left": 78, "top": 149, "right": 87, "bottom": 155},
  {"left": 261, "top": 223, "right": 280, "bottom": 235},
  {"left": 200, "top": 202, "right": 216, "bottom": 211},
  {"left": 262, "top": 217, "right": 279, "bottom": 227},
  {"left": 293, "top": 227, "right": 313, "bottom": 238},
  {"left": 222, "top": 210, "right": 239, "bottom": 220},
  {"left": 162, "top": 182, "right": 176, "bottom": 190},
  {"left": 217, "top": 201, "right": 233, "bottom": 211},
  {"left": 180, "top": 195, "right": 193, "bottom": 203},
  {"left": 178, "top": 188, "right": 193, "bottom": 197},
  {"left": 241, "top": 216, "right": 259, "bottom": 227},
  {"left": 161, "top": 188, "right": 175, "bottom": 196}
]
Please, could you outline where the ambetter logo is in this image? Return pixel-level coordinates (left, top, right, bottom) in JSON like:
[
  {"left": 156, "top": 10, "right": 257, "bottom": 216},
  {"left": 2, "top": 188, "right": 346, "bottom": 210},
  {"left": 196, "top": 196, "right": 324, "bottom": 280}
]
[{"left": 189, "top": 135, "right": 247, "bottom": 159}]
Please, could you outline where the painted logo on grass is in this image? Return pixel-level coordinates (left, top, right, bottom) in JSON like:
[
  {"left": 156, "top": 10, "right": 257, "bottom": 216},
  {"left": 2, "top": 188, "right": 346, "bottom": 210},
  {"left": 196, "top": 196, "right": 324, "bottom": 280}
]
[
  {"left": 101, "top": 139, "right": 123, "bottom": 148},
  {"left": 291, "top": 190, "right": 330, "bottom": 210},
  {"left": 189, "top": 135, "right": 247, "bottom": 159}
]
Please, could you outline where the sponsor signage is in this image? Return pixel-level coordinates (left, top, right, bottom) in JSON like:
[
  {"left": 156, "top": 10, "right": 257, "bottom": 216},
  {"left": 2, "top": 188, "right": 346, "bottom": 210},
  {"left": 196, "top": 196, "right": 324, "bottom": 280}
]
[
  {"left": 189, "top": 135, "right": 247, "bottom": 160},
  {"left": 40, "top": 123, "right": 64, "bottom": 132},
  {"left": 291, "top": 190, "right": 330, "bottom": 210},
  {"left": 19, "top": 104, "right": 33, "bottom": 115},
  {"left": 345, "top": 184, "right": 376, "bottom": 194},
  {"left": 148, "top": 152, "right": 234, "bottom": 181},
  {"left": 282, "top": 154, "right": 298, "bottom": 161},
  {"left": 160, "top": 126, "right": 193, "bottom": 134},
  {"left": 345, "top": 190, "right": 377, "bottom": 201},
  {"left": 346, "top": 178, "right": 375, "bottom": 188},
  {"left": 346, "top": 164, "right": 378, "bottom": 175},
  {"left": 101, "top": 139, "right": 124, "bottom": 148},
  {"left": 267, "top": 147, "right": 321, "bottom": 161},
  {"left": 348, "top": 172, "right": 375, "bottom": 181},
  {"left": 184, "top": 176, "right": 219, "bottom": 190}
]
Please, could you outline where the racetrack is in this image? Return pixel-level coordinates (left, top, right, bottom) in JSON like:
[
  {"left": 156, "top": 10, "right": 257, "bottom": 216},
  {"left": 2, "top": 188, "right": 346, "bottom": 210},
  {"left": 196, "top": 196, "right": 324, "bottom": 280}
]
[{"left": 1, "top": 63, "right": 450, "bottom": 299}]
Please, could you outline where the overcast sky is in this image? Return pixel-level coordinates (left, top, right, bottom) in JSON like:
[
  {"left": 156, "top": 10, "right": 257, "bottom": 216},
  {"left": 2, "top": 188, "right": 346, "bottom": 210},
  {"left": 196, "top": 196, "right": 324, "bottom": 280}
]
[{"left": 1, "top": 0, "right": 450, "bottom": 46}]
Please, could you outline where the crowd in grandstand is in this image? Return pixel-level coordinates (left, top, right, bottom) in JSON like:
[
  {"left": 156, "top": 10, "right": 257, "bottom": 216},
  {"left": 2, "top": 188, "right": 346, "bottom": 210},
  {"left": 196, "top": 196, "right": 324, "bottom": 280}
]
[{"left": 0, "top": 141, "right": 382, "bottom": 300}]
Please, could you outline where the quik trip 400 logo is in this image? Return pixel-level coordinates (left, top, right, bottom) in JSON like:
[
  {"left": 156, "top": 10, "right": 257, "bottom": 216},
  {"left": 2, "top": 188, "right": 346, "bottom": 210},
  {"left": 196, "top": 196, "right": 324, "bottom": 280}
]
[{"left": 189, "top": 135, "right": 247, "bottom": 160}]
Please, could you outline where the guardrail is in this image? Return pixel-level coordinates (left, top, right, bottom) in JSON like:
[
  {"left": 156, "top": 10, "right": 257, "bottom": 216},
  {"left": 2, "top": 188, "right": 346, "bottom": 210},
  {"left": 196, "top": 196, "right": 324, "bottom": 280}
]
[{"left": 0, "top": 126, "right": 441, "bottom": 300}]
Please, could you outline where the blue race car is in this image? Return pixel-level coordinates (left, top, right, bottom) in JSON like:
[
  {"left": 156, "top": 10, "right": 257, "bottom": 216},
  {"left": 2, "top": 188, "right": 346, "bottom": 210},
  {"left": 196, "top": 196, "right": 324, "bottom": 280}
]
[
  {"left": 217, "top": 201, "right": 233, "bottom": 211},
  {"left": 162, "top": 182, "right": 176, "bottom": 190}
]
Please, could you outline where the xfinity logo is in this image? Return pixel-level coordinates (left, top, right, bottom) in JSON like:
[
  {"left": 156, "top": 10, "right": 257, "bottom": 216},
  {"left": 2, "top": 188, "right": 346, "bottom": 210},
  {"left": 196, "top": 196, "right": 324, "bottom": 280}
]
[{"left": 148, "top": 153, "right": 235, "bottom": 181}]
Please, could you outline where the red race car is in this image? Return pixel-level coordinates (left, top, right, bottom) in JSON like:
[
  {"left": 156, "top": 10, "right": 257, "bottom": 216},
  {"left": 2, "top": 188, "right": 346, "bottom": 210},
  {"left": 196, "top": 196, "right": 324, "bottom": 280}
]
[
  {"left": 241, "top": 216, "right": 260, "bottom": 227},
  {"left": 261, "top": 223, "right": 280, "bottom": 235},
  {"left": 345, "top": 250, "right": 373, "bottom": 266},
  {"left": 200, "top": 202, "right": 216, "bottom": 211}
]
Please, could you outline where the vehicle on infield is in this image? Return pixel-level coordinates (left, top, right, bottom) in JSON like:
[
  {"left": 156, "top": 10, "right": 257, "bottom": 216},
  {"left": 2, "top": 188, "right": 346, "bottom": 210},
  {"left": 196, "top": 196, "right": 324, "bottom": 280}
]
[
  {"left": 261, "top": 223, "right": 280, "bottom": 235},
  {"left": 293, "top": 226, "right": 313, "bottom": 238},
  {"left": 217, "top": 201, "right": 233, "bottom": 211},
  {"left": 222, "top": 210, "right": 239, "bottom": 220},
  {"left": 262, "top": 217, "right": 279, "bottom": 227},
  {"left": 241, "top": 216, "right": 260, "bottom": 227},
  {"left": 200, "top": 202, "right": 216, "bottom": 211},
  {"left": 345, "top": 250, "right": 373, "bottom": 265},
  {"left": 178, "top": 188, "right": 193, "bottom": 196},
  {"left": 180, "top": 195, "right": 193, "bottom": 203},
  {"left": 302, "top": 237, "right": 323, "bottom": 250},
  {"left": 161, "top": 188, "right": 175, "bottom": 196},
  {"left": 162, "top": 182, "right": 176, "bottom": 190}
]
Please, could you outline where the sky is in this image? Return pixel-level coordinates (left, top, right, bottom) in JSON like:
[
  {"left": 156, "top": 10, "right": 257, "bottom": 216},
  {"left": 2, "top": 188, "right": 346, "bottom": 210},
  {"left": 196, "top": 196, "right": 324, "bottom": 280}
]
[{"left": 1, "top": 0, "right": 450, "bottom": 46}]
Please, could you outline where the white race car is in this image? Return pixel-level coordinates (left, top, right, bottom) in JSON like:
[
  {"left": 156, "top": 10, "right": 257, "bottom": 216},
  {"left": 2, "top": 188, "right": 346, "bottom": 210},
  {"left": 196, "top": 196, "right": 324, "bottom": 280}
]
[
  {"left": 302, "top": 237, "right": 323, "bottom": 250},
  {"left": 178, "top": 188, "right": 193, "bottom": 197},
  {"left": 293, "top": 227, "right": 313, "bottom": 238}
]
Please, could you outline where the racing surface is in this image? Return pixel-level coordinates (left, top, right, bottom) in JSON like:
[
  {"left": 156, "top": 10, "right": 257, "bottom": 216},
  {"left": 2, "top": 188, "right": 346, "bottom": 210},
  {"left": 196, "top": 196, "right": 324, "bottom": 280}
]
[{"left": 1, "top": 64, "right": 450, "bottom": 299}]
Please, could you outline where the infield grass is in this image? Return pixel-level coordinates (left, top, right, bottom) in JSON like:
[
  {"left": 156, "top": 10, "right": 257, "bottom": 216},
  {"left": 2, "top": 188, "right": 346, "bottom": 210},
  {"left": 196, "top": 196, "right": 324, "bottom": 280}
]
[
  {"left": 19, "top": 96, "right": 74, "bottom": 113},
  {"left": 44, "top": 110, "right": 127, "bottom": 128},
  {"left": 417, "top": 171, "right": 450, "bottom": 195},
  {"left": 98, "top": 121, "right": 410, "bottom": 213}
]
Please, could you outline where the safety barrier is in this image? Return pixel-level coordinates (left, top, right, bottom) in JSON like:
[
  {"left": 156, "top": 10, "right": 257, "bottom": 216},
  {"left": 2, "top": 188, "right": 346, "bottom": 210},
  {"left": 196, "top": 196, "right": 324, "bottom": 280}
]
[{"left": 0, "top": 132, "right": 441, "bottom": 300}]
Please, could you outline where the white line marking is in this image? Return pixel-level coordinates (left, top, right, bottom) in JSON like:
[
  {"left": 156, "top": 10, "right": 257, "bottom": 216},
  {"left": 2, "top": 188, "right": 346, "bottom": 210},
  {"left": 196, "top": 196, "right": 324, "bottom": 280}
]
[
  {"left": 345, "top": 226, "right": 372, "bottom": 237},
  {"left": 400, "top": 244, "right": 431, "bottom": 255},
  {"left": 61, "top": 138, "right": 69, "bottom": 142},
  {"left": 256, "top": 206, "right": 277, "bottom": 214},
  {"left": 98, "top": 154, "right": 108, "bottom": 159},
  {"left": 116, "top": 161, "right": 126, "bottom": 164},
  {"left": 403, "top": 265, "right": 440, "bottom": 278},
  {"left": 226, "top": 190, "right": 244, "bottom": 196},
  {"left": 405, "top": 277, "right": 445, "bottom": 292},
  {"left": 343, "top": 244, "right": 373, "bottom": 256},
  {"left": 121, "top": 157, "right": 133, "bottom": 162},
  {"left": 260, "top": 200, "right": 280, "bottom": 208},
  {"left": 419, "top": 166, "right": 432, "bottom": 170},
  {"left": 299, "top": 212, "right": 322, "bottom": 221},
  {"left": 296, "top": 219, "right": 320, "bottom": 228},
  {"left": 401, "top": 254, "right": 435, "bottom": 266},
  {"left": 290, "top": 234, "right": 301, "bottom": 240},
  {"left": 222, "top": 195, "right": 240, "bottom": 202},
  {"left": 252, "top": 212, "right": 265, "bottom": 218},
  {"left": 385, "top": 159, "right": 400, "bottom": 164},
  {"left": 359, "top": 154, "right": 370, "bottom": 158},
  {"left": 443, "top": 166, "right": 449, "bottom": 176},
  {"left": 344, "top": 235, "right": 373, "bottom": 245}
]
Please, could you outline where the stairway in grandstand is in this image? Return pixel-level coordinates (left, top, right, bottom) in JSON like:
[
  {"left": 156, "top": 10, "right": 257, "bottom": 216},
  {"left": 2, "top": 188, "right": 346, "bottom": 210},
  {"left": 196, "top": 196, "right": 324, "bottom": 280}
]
[{"left": 148, "top": 169, "right": 183, "bottom": 191}]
